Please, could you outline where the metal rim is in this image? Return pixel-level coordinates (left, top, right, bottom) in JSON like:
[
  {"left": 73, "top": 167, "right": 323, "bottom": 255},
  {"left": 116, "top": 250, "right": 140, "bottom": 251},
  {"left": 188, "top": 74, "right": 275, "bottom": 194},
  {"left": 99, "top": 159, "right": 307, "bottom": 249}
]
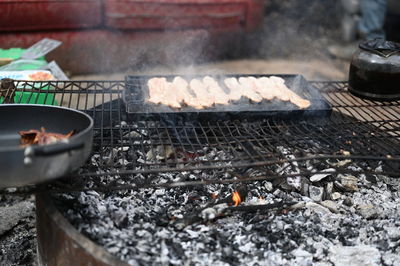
[
  {"left": 0, "top": 104, "right": 94, "bottom": 152},
  {"left": 348, "top": 86, "right": 400, "bottom": 101}
]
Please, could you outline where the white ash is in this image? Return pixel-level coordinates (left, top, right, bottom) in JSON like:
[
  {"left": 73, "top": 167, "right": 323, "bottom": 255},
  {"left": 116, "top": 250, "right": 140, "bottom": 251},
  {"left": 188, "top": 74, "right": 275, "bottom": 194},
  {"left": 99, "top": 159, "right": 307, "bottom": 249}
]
[
  {"left": 53, "top": 166, "right": 400, "bottom": 265},
  {"left": 310, "top": 168, "right": 335, "bottom": 182},
  {"left": 277, "top": 146, "right": 302, "bottom": 190},
  {"left": 53, "top": 121, "right": 400, "bottom": 265}
]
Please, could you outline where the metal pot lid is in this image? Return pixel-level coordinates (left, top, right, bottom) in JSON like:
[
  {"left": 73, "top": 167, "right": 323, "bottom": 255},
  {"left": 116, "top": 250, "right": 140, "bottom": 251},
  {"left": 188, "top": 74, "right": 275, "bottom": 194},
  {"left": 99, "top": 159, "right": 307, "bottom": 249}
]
[{"left": 359, "top": 39, "right": 400, "bottom": 58}]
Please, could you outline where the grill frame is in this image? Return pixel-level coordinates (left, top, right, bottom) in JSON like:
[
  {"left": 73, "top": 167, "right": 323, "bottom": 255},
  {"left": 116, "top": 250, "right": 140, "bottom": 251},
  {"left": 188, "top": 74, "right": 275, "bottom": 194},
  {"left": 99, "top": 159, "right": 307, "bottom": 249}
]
[{"left": 2, "top": 79, "right": 400, "bottom": 182}]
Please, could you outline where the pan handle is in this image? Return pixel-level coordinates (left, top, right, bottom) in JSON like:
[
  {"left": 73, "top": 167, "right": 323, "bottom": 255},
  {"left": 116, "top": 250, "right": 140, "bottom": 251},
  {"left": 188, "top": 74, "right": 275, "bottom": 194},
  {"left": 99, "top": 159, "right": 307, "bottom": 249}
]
[{"left": 25, "top": 142, "right": 84, "bottom": 157}]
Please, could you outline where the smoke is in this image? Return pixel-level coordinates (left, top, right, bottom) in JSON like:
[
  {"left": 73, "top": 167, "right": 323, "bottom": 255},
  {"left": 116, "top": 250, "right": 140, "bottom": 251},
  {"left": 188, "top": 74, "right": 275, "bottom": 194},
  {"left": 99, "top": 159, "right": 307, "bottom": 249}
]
[
  {"left": 251, "top": 0, "right": 341, "bottom": 60},
  {"left": 97, "top": 29, "right": 222, "bottom": 77},
  {"left": 117, "top": 0, "right": 343, "bottom": 76},
  {"left": 154, "top": 29, "right": 212, "bottom": 70},
  {"left": 99, "top": 1, "right": 233, "bottom": 75},
  {"left": 33, "top": 0, "right": 344, "bottom": 77},
  {"left": 117, "top": 25, "right": 242, "bottom": 78}
]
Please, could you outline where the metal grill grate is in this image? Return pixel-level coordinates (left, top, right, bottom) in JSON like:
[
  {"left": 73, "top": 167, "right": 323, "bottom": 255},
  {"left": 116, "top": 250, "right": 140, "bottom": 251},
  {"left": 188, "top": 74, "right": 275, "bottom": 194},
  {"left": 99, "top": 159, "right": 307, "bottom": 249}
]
[{"left": 3, "top": 80, "right": 400, "bottom": 180}]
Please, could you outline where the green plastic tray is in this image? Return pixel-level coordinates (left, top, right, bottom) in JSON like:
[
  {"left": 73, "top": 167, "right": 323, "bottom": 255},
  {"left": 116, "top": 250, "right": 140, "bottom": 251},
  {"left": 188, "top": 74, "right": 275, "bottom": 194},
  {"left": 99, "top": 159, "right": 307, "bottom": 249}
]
[
  {"left": 0, "top": 85, "right": 58, "bottom": 105},
  {"left": 0, "top": 48, "right": 57, "bottom": 105}
]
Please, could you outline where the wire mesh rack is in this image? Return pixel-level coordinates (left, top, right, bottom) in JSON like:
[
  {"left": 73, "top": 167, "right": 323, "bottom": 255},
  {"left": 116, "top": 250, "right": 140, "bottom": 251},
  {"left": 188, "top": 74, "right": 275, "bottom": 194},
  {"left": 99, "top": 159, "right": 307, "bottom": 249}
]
[{"left": 2, "top": 80, "right": 400, "bottom": 183}]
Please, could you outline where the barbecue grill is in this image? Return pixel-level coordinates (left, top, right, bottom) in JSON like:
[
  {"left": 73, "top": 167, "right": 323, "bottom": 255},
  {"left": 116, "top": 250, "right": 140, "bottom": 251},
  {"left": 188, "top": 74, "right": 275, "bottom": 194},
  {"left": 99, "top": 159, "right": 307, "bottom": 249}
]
[
  {"left": 9, "top": 79, "right": 397, "bottom": 180},
  {"left": 2, "top": 79, "right": 400, "bottom": 265},
  {"left": 1, "top": 79, "right": 398, "bottom": 189}
]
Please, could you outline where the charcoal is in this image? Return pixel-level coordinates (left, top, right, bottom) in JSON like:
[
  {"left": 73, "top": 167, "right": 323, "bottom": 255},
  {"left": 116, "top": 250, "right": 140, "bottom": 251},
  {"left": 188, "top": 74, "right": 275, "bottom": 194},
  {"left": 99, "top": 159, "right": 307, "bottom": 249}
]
[
  {"left": 49, "top": 119, "right": 400, "bottom": 265},
  {"left": 338, "top": 175, "right": 359, "bottom": 192},
  {"left": 325, "top": 182, "right": 333, "bottom": 200},
  {"left": 383, "top": 253, "right": 400, "bottom": 265},
  {"left": 110, "top": 209, "right": 129, "bottom": 228},
  {"left": 320, "top": 200, "right": 339, "bottom": 213},
  {"left": 357, "top": 205, "right": 379, "bottom": 220},
  {"left": 334, "top": 181, "right": 347, "bottom": 192},
  {"left": 309, "top": 168, "right": 335, "bottom": 182},
  {"left": 291, "top": 249, "right": 313, "bottom": 264},
  {"left": 309, "top": 186, "right": 324, "bottom": 202},
  {"left": 377, "top": 175, "right": 399, "bottom": 187},
  {"left": 330, "top": 192, "right": 341, "bottom": 200},
  {"left": 365, "top": 174, "right": 378, "bottom": 184},
  {"left": 301, "top": 182, "right": 310, "bottom": 196},
  {"left": 304, "top": 202, "right": 331, "bottom": 216},
  {"left": 0, "top": 194, "right": 36, "bottom": 266},
  {"left": 330, "top": 159, "right": 352, "bottom": 167},
  {"left": 0, "top": 201, "right": 34, "bottom": 235},
  {"left": 289, "top": 202, "right": 306, "bottom": 210},
  {"left": 385, "top": 226, "right": 400, "bottom": 241},
  {"left": 264, "top": 182, "right": 273, "bottom": 192},
  {"left": 343, "top": 197, "right": 353, "bottom": 207},
  {"left": 200, "top": 207, "right": 218, "bottom": 220},
  {"left": 329, "top": 245, "right": 381, "bottom": 266}
]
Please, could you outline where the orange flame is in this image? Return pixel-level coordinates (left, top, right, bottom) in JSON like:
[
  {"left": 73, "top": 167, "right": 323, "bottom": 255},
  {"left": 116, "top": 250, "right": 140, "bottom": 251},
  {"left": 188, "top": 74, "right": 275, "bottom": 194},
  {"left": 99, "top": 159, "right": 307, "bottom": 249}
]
[{"left": 232, "top": 191, "right": 241, "bottom": 207}]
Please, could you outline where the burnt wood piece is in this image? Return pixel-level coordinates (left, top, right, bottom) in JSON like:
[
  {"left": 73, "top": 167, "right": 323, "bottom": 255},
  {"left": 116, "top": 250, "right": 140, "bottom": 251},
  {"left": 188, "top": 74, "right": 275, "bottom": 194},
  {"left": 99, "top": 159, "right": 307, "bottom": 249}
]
[
  {"left": 173, "top": 199, "right": 296, "bottom": 230},
  {"left": 223, "top": 201, "right": 298, "bottom": 214},
  {"left": 174, "top": 185, "right": 248, "bottom": 228}
]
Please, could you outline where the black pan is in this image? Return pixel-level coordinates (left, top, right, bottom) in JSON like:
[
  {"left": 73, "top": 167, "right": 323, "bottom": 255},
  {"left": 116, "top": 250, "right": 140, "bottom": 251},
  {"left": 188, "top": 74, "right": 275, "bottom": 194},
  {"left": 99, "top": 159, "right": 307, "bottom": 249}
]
[{"left": 0, "top": 104, "right": 93, "bottom": 188}]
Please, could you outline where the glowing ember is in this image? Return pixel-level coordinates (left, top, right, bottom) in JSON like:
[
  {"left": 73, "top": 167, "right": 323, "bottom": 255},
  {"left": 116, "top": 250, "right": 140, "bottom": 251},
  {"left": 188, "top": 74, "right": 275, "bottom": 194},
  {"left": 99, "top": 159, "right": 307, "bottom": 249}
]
[{"left": 232, "top": 191, "right": 241, "bottom": 207}]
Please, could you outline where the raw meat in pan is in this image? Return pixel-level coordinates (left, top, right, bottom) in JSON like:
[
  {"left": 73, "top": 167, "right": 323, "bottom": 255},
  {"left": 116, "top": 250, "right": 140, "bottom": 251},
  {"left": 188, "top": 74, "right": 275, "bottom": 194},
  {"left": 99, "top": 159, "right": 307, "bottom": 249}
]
[
  {"left": 172, "top": 77, "right": 203, "bottom": 109},
  {"left": 171, "top": 76, "right": 187, "bottom": 103},
  {"left": 248, "top": 76, "right": 275, "bottom": 101},
  {"left": 203, "top": 76, "right": 229, "bottom": 105},
  {"left": 238, "top": 77, "right": 263, "bottom": 102},
  {"left": 224, "top": 77, "right": 243, "bottom": 101},
  {"left": 189, "top": 79, "right": 214, "bottom": 107},
  {"left": 147, "top": 77, "right": 167, "bottom": 104},
  {"left": 147, "top": 77, "right": 182, "bottom": 108},
  {"left": 148, "top": 76, "right": 310, "bottom": 110},
  {"left": 270, "top": 76, "right": 310, "bottom": 109},
  {"left": 287, "top": 92, "right": 311, "bottom": 109},
  {"left": 163, "top": 81, "right": 181, "bottom": 108},
  {"left": 257, "top": 77, "right": 283, "bottom": 100},
  {"left": 269, "top": 76, "right": 291, "bottom": 102}
]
